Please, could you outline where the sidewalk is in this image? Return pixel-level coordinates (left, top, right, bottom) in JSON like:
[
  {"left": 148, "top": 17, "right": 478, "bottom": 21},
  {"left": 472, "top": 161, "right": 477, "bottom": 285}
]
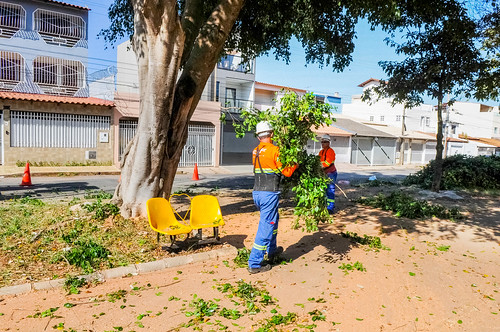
[{"left": 0, "top": 162, "right": 422, "bottom": 178}]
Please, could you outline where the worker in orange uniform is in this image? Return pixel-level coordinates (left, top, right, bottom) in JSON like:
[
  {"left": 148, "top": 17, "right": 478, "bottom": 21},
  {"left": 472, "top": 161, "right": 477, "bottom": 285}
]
[
  {"left": 319, "top": 134, "right": 337, "bottom": 213},
  {"left": 248, "top": 121, "right": 298, "bottom": 274}
]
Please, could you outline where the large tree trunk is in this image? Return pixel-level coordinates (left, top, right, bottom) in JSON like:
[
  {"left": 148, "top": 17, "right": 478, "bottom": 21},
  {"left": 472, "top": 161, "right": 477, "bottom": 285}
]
[
  {"left": 114, "top": 0, "right": 245, "bottom": 218},
  {"left": 432, "top": 96, "right": 444, "bottom": 192}
]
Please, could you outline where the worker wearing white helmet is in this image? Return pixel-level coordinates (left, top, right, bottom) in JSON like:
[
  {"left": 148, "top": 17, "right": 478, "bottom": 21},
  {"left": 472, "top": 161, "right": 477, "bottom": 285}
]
[
  {"left": 319, "top": 134, "right": 337, "bottom": 213},
  {"left": 248, "top": 121, "right": 298, "bottom": 274}
]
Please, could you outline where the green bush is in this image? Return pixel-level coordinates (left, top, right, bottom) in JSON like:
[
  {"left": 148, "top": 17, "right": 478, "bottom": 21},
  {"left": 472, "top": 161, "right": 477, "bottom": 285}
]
[
  {"left": 63, "top": 240, "right": 110, "bottom": 273},
  {"left": 358, "top": 191, "right": 462, "bottom": 220},
  {"left": 404, "top": 155, "right": 500, "bottom": 190},
  {"left": 83, "top": 198, "right": 120, "bottom": 220}
]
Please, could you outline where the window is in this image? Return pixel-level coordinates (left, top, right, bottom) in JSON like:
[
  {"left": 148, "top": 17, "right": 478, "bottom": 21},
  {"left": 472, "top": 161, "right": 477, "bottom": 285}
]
[
  {"left": 369, "top": 115, "right": 374, "bottom": 122},
  {"left": 494, "top": 127, "right": 498, "bottom": 134},
  {"left": 33, "top": 9, "right": 85, "bottom": 47},
  {"left": 215, "top": 81, "right": 220, "bottom": 102},
  {"left": 451, "top": 125, "right": 457, "bottom": 135},
  {"left": 225, "top": 87, "right": 236, "bottom": 108},
  {"left": 0, "top": 2, "right": 25, "bottom": 38},
  {"left": 0, "top": 51, "right": 23, "bottom": 83},
  {"left": 426, "top": 117, "right": 430, "bottom": 126},
  {"left": 420, "top": 116, "right": 425, "bottom": 127},
  {"left": 10, "top": 111, "right": 110, "bottom": 148},
  {"left": 33, "top": 56, "right": 84, "bottom": 88},
  {"left": 396, "top": 115, "right": 401, "bottom": 122},
  {"left": 380, "top": 115, "right": 385, "bottom": 122}
]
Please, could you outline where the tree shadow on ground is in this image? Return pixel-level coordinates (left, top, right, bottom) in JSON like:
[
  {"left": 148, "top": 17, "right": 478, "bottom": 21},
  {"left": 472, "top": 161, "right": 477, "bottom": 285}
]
[
  {"left": 0, "top": 182, "right": 102, "bottom": 201},
  {"left": 220, "top": 234, "right": 247, "bottom": 250},
  {"left": 282, "top": 226, "right": 353, "bottom": 263},
  {"left": 340, "top": 194, "right": 500, "bottom": 244}
]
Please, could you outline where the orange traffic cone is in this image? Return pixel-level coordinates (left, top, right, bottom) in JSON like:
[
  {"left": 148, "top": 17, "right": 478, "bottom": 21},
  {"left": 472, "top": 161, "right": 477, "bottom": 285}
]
[
  {"left": 21, "top": 162, "right": 32, "bottom": 186},
  {"left": 192, "top": 163, "right": 200, "bottom": 181}
]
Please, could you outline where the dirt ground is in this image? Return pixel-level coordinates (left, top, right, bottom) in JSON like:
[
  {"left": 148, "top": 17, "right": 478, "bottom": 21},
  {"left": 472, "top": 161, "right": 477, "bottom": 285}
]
[{"left": 0, "top": 185, "right": 499, "bottom": 331}]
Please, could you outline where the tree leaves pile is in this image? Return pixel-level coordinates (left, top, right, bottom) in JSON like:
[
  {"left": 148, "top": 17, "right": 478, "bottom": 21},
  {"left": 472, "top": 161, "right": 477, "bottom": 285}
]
[{"left": 234, "top": 92, "right": 334, "bottom": 231}]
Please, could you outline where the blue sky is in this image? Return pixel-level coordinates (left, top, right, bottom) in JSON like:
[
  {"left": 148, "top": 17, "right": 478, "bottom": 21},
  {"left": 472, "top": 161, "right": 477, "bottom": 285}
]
[{"left": 73, "top": 0, "right": 483, "bottom": 106}]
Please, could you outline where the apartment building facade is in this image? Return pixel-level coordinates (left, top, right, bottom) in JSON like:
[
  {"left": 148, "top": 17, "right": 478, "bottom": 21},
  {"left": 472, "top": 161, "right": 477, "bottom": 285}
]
[{"left": 0, "top": 0, "right": 115, "bottom": 166}]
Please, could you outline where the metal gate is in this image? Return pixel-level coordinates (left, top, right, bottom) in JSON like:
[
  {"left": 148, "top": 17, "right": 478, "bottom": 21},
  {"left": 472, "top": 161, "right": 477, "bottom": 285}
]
[
  {"left": 118, "top": 120, "right": 215, "bottom": 167},
  {"left": 179, "top": 125, "right": 215, "bottom": 167},
  {"left": 119, "top": 119, "right": 138, "bottom": 160}
]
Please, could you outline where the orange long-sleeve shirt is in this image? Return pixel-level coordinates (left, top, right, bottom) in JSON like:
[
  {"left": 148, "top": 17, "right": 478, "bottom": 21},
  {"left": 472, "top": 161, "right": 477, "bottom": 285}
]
[
  {"left": 252, "top": 142, "right": 297, "bottom": 177},
  {"left": 319, "top": 147, "right": 336, "bottom": 174}
]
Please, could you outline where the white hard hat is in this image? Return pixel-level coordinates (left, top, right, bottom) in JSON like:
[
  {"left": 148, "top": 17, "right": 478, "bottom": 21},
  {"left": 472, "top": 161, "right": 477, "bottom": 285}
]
[
  {"left": 320, "top": 134, "right": 331, "bottom": 142},
  {"left": 256, "top": 121, "right": 273, "bottom": 137}
]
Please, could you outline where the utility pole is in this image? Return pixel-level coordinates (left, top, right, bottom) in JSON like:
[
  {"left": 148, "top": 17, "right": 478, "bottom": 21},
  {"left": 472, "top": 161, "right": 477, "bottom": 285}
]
[
  {"left": 400, "top": 107, "right": 406, "bottom": 165},
  {"left": 443, "top": 94, "right": 450, "bottom": 157}
]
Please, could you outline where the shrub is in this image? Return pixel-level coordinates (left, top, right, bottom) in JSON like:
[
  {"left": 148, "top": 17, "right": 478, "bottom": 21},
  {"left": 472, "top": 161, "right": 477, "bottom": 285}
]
[
  {"left": 83, "top": 198, "right": 120, "bottom": 220},
  {"left": 357, "top": 191, "right": 462, "bottom": 220},
  {"left": 404, "top": 155, "right": 500, "bottom": 190},
  {"left": 63, "top": 240, "right": 110, "bottom": 273}
]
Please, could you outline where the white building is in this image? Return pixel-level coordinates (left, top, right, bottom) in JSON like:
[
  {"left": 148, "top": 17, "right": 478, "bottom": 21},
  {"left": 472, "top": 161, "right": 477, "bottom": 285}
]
[{"left": 342, "top": 78, "right": 500, "bottom": 159}]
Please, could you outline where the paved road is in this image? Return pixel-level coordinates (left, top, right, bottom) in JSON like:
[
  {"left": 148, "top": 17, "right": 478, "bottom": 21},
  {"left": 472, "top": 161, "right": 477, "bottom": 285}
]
[{"left": 0, "top": 165, "right": 419, "bottom": 200}]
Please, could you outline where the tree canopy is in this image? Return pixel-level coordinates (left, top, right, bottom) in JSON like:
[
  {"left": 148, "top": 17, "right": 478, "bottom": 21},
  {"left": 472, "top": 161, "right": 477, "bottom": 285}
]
[
  {"left": 101, "top": 0, "right": 479, "bottom": 217},
  {"left": 363, "top": 3, "right": 482, "bottom": 191}
]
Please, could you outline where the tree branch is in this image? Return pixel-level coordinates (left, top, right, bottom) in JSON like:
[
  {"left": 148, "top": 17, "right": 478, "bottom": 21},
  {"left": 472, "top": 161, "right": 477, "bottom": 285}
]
[{"left": 181, "top": 0, "right": 205, "bottom": 67}]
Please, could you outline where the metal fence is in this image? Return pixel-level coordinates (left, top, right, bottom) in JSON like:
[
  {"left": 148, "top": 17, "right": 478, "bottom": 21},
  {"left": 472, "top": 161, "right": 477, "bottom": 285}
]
[
  {"left": 118, "top": 120, "right": 215, "bottom": 167},
  {"left": 10, "top": 111, "right": 110, "bottom": 148}
]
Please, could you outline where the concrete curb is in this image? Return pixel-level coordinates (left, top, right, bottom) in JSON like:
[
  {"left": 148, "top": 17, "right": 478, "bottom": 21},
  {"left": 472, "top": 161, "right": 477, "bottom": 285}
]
[{"left": 0, "top": 245, "right": 237, "bottom": 297}]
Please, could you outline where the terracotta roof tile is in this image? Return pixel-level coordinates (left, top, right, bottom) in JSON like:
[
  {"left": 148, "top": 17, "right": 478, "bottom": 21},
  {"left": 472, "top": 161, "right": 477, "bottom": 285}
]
[
  {"left": 418, "top": 131, "right": 467, "bottom": 142},
  {"left": 313, "top": 125, "right": 352, "bottom": 137},
  {"left": 255, "top": 81, "right": 307, "bottom": 93},
  {"left": 40, "top": 0, "right": 90, "bottom": 11},
  {"left": 0, "top": 92, "right": 114, "bottom": 107},
  {"left": 466, "top": 137, "right": 500, "bottom": 147},
  {"left": 358, "top": 78, "right": 382, "bottom": 87}
]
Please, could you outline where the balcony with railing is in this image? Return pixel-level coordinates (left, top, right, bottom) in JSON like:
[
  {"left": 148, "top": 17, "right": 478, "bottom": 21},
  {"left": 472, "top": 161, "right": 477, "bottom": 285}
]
[
  {"left": 33, "top": 9, "right": 86, "bottom": 47},
  {"left": 217, "top": 55, "right": 254, "bottom": 74},
  {"left": 0, "top": 2, "right": 26, "bottom": 39},
  {"left": 33, "top": 56, "right": 85, "bottom": 96},
  {"left": 220, "top": 97, "right": 253, "bottom": 113}
]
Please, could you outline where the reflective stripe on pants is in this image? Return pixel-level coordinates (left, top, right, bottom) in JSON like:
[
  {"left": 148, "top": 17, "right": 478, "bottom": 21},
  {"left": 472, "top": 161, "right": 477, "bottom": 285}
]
[
  {"left": 248, "top": 191, "right": 280, "bottom": 269},
  {"left": 326, "top": 171, "right": 337, "bottom": 211}
]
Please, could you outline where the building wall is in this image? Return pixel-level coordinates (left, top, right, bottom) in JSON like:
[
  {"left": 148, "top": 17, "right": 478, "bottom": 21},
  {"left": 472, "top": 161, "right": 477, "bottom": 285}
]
[
  {"left": 1, "top": 100, "right": 113, "bottom": 165},
  {"left": 447, "top": 102, "right": 500, "bottom": 139},
  {"left": 344, "top": 97, "right": 436, "bottom": 133},
  {"left": 1, "top": 0, "right": 89, "bottom": 96}
]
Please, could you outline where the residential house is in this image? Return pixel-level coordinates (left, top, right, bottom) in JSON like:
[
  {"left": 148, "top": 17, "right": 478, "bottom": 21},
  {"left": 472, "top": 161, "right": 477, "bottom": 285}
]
[
  {"left": 0, "top": 0, "right": 115, "bottom": 166},
  {"left": 113, "top": 42, "right": 259, "bottom": 167},
  {"left": 343, "top": 78, "right": 437, "bottom": 133}
]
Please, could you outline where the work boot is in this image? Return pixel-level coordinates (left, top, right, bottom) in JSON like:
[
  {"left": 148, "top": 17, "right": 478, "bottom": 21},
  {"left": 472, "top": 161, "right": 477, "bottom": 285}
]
[
  {"left": 247, "top": 264, "right": 272, "bottom": 274},
  {"left": 268, "top": 246, "right": 284, "bottom": 264}
]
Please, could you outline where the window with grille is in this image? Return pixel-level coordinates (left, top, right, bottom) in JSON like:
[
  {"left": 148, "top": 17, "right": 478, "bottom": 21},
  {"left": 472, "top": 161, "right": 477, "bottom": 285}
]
[
  {"left": 396, "top": 115, "right": 401, "bottom": 122},
  {"left": 33, "top": 56, "right": 84, "bottom": 95},
  {"left": 380, "top": 115, "right": 385, "bottom": 122},
  {"left": 0, "top": 51, "right": 23, "bottom": 83},
  {"left": 0, "top": 2, "right": 25, "bottom": 38},
  {"left": 33, "top": 9, "right": 85, "bottom": 47},
  {"left": 10, "top": 111, "right": 110, "bottom": 148}
]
